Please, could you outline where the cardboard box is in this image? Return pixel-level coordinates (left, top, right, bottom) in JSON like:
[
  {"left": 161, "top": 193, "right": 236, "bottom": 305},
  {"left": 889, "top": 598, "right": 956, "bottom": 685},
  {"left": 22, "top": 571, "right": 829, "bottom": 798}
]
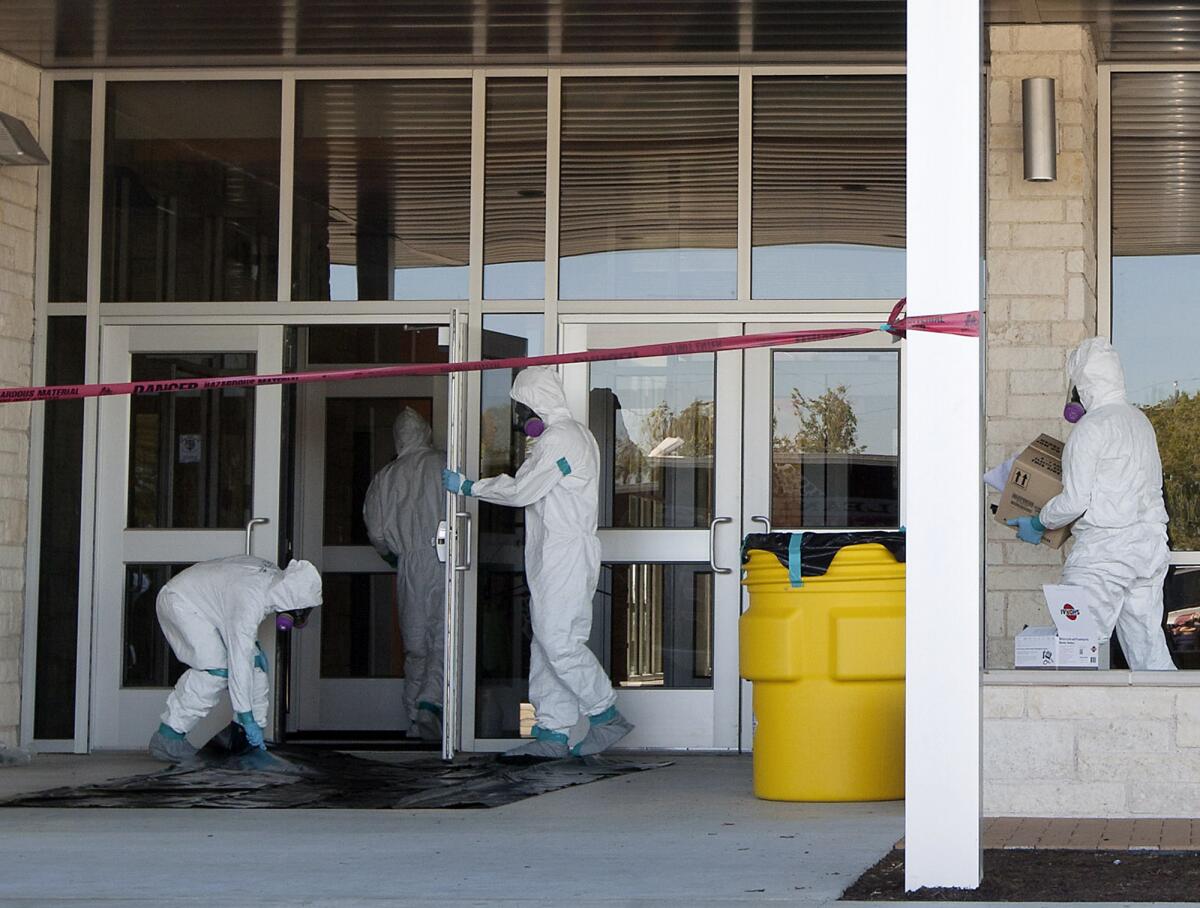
[
  {"left": 1013, "top": 585, "right": 1111, "bottom": 670},
  {"left": 995, "top": 434, "right": 1072, "bottom": 549}
]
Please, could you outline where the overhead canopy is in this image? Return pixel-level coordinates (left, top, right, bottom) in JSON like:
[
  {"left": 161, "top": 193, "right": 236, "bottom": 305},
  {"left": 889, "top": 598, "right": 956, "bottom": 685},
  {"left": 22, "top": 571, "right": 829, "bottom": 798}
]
[{"left": 7, "top": 1, "right": 1200, "bottom": 69}]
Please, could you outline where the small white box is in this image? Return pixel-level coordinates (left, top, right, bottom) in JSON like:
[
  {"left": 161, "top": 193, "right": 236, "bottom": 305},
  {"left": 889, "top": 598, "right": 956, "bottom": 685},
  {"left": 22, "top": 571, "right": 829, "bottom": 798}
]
[
  {"left": 1015, "top": 625, "right": 1057, "bottom": 668},
  {"left": 1011, "top": 586, "right": 1111, "bottom": 670}
]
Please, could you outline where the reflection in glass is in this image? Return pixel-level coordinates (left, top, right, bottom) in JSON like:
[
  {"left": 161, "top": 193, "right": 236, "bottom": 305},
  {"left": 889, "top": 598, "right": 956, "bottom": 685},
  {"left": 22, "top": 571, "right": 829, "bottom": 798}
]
[
  {"left": 475, "top": 315, "right": 543, "bottom": 739},
  {"left": 34, "top": 318, "right": 86, "bottom": 736},
  {"left": 771, "top": 351, "right": 899, "bottom": 528},
  {"left": 323, "top": 397, "right": 432, "bottom": 546},
  {"left": 123, "top": 564, "right": 190, "bottom": 688},
  {"left": 752, "top": 77, "right": 905, "bottom": 299},
  {"left": 559, "top": 77, "right": 738, "bottom": 300},
  {"left": 1164, "top": 566, "right": 1200, "bottom": 671},
  {"left": 292, "top": 80, "right": 471, "bottom": 302},
  {"left": 485, "top": 79, "right": 547, "bottom": 299},
  {"left": 320, "top": 573, "right": 405, "bottom": 678},
  {"left": 49, "top": 81, "right": 92, "bottom": 302},
  {"left": 1111, "top": 73, "right": 1200, "bottom": 552},
  {"left": 592, "top": 564, "right": 713, "bottom": 689},
  {"left": 127, "top": 353, "right": 255, "bottom": 529},
  {"left": 102, "top": 81, "right": 281, "bottom": 302},
  {"left": 590, "top": 346, "right": 715, "bottom": 529}
]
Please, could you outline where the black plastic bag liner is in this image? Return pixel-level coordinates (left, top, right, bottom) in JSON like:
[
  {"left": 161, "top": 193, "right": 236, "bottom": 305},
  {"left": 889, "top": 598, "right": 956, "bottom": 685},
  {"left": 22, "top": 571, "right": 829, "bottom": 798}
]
[
  {"left": 741, "top": 531, "right": 906, "bottom": 585},
  {"left": 0, "top": 746, "right": 671, "bottom": 810}
]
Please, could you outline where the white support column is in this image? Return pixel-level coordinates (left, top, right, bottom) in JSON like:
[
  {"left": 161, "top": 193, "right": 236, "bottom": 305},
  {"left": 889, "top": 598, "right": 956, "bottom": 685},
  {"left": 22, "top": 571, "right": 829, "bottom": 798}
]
[{"left": 905, "top": 0, "right": 984, "bottom": 892}]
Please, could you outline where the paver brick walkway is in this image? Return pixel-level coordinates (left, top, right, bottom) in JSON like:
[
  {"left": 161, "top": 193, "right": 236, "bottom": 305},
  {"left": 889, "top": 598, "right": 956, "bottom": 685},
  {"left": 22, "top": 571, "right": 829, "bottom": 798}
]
[{"left": 898, "top": 817, "right": 1200, "bottom": 851}]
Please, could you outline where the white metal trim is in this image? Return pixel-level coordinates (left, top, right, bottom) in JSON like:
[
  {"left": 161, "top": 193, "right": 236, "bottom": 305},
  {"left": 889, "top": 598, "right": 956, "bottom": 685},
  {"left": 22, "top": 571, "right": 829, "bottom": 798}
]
[
  {"left": 1098, "top": 65, "right": 1112, "bottom": 339},
  {"left": 21, "top": 69, "right": 55, "bottom": 748},
  {"left": 277, "top": 77, "right": 296, "bottom": 304},
  {"left": 75, "top": 74, "right": 107, "bottom": 753}
]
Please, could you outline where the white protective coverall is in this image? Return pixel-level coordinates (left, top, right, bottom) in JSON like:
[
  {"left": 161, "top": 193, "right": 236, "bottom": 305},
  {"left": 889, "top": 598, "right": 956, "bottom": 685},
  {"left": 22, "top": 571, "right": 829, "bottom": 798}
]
[
  {"left": 1039, "top": 337, "right": 1176, "bottom": 670},
  {"left": 467, "top": 367, "right": 618, "bottom": 734},
  {"left": 363, "top": 408, "right": 446, "bottom": 722},
  {"left": 157, "top": 556, "right": 323, "bottom": 734}
]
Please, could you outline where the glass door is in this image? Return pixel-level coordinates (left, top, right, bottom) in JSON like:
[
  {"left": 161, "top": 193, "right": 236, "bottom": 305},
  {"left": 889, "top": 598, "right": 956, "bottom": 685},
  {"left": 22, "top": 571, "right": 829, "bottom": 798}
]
[
  {"left": 91, "top": 325, "right": 283, "bottom": 749},
  {"left": 559, "top": 322, "right": 744, "bottom": 750},
  {"left": 288, "top": 322, "right": 463, "bottom": 741},
  {"left": 741, "top": 323, "right": 903, "bottom": 748}
]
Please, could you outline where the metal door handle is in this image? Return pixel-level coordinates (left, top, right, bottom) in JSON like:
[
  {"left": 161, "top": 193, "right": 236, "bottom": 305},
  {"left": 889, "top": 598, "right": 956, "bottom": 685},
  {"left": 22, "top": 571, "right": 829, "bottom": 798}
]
[
  {"left": 709, "top": 516, "right": 733, "bottom": 575},
  {"left": 751, "top": 515, "right": 771, "bottom": 534},
  {"left": 245, "top": 517, "right": 269, "bottom": 555},
  {"left": 432, "top": 520, "right": 448, "bottom": 564},
  {"left": 454, "top": 511, "right": 472, "bottom": 571}
]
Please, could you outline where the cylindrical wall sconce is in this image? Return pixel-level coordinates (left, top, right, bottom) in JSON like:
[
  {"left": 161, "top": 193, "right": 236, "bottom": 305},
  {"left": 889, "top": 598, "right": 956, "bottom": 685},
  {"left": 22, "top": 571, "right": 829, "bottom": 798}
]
[{"left": 1022, "top": 77, "right": 1057, "bottom": 182}]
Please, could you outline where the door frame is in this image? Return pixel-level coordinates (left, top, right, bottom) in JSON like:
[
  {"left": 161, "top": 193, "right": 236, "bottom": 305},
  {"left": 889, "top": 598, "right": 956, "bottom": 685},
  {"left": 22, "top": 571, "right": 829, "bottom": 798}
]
[{"left": 90, "top": 323, "right": 284, "bottom": 750}]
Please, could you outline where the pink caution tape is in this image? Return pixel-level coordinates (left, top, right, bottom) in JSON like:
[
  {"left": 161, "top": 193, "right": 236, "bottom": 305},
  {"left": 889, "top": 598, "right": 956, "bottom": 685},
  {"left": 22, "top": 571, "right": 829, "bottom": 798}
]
[{"left": 0, "top": 302, "right": 978, "bottom": 404}]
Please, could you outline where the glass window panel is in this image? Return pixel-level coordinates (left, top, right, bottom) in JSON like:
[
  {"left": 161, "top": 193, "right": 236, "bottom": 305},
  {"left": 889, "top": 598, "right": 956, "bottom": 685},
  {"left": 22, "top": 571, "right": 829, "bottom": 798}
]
[
  {"left": 1111, "top": 73, "right": 1200, "bottom": 552},
  {"left": 475, "top": 314, "right": 543, "bottom": 739},
  {"left": 123, "top": 563, "right": 190, "bottom": 688},
  {"left": 485, "top": 79, "right": 547, "bottom": 300},
  {"left": 1165, "top": 566, "right": 1200, "bottom": 671},
  {"left": 589, "top": 332, "right": 715, "bottom": 529},
  {"left": 320, "top": 573, "right": 405, "bottom": 678},
  {"left": 752, "top": 76, "right": 906, "bottom": 299},
  {"left": 293, "top": 80, "right": 471, "bottom": 302},
  {"left": 48, "top": 81, "right": 92, "bottom": 303},
  {"left": 771, "top": 351, "right": 899, "bottom": 528},
  {"left": 306, "top": 324, "right": 447, "bottom": 366},
  {"left": 592, "top": 563, "right": 713, "bottom": 690},
  {"left": 34, "top": 318, "right": 85, "bottom": 737},
  {"left": 127, "top": 353, "right": 255, "bottom": 529},
  {"left": 101, "top": 81, "right": 281, "bottom": 302},
  {"left": 559, "top": 77, "right": 738, "bottom": 300},
  {"left": 323, "top": 397, "right": 433, "bottom": 546}
]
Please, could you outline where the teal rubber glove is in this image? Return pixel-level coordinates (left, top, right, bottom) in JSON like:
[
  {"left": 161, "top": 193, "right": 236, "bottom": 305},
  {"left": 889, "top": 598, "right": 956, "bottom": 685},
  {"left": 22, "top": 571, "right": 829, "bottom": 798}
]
[
  {"left": 253, "top": 642, "right": 269, "bottom": 674},
  {"left": 442, "top": 468, "right": 463, "bottom": 494},
  {"left": 1007, "top": 515, "right": 1045, "bottom": 545},
  {"left": 382, "top": 551, "right": 399, "bottom": 569},
  {"left": 236, "top": 711, "right": 266, "bottom": 750}
]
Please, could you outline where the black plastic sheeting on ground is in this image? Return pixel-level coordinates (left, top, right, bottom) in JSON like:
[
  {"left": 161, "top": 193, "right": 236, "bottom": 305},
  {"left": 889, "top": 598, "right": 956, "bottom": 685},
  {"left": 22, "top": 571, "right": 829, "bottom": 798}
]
[
  {"left": 741, "top": 531, "right": 906, "bottom": 577},
  {"left": 0, "top": 727, "right": 671, "bottom": 810}
]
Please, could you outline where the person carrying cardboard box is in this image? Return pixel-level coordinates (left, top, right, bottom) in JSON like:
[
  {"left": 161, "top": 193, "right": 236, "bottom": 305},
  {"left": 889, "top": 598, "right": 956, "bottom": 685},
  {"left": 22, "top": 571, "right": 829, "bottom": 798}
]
[{"left": 1007, "top": 337, "right": 1176, "bottom": 671}]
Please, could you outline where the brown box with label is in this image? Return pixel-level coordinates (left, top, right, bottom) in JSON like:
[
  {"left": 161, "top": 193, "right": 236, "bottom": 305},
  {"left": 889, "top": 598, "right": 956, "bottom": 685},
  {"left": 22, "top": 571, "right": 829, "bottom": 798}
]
[{"left": 995, "top": 434, "right": 1072, "bottom": 549}]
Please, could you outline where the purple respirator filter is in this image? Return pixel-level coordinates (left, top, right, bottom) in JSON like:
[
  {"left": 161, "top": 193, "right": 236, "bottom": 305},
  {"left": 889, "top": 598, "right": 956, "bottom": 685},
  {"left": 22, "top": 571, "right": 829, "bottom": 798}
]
[{"left": 523, "top": 417, "right": 546, "bottom": 438}]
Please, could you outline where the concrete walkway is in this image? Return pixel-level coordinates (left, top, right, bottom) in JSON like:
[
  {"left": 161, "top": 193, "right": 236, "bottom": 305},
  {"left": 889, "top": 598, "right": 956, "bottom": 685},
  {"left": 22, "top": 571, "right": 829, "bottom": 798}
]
[{"left": 0, "top": 752, "right": 902, "bottom": 906}]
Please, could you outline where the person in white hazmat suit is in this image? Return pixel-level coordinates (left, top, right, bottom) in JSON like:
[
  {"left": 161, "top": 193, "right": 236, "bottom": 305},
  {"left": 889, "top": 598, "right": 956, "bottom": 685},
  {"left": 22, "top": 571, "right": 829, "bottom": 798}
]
[
  {"left": 1008, "top": 337, "right": 1176, "bottom": 670},
  {"left": 148, "top": 556, "right": 323, "bottom": 764},
  {"left": 362, "top": 407, "right": 446, "bottom": 741},
  {"left": 442, "top": 366, "right": 634, "bottom": 759}
]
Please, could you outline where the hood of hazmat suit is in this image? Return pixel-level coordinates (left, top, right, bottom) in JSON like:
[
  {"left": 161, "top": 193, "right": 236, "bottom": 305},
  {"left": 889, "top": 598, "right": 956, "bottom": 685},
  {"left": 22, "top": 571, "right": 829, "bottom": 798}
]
[
  {"left": 466, "top": 367, "right": 617, "bottom": 733},
  {"left": 156, "top": 556, "right": 323, "bottom": 718},
  {"left": 1039, "top": 337, "right": 1174, "bottom": 670},
  {"left": 362, "top": 407, "right": 447, "bottom": 719}
]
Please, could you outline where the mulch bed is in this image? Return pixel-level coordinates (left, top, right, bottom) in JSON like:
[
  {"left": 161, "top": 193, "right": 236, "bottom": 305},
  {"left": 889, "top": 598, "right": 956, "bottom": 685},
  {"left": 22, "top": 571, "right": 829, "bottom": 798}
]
[{"left": 842, "top": 848, "right": 1200, "bottom": 902}]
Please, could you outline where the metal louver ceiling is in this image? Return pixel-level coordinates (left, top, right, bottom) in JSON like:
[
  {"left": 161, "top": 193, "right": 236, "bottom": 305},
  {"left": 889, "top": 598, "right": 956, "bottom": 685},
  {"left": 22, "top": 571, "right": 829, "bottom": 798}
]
[
  {"left": 753, "top": 76, "right": 905, "bottom": 250},
  {"left": 1111, "top": 72, "right": 1200, "bottom": 257}
]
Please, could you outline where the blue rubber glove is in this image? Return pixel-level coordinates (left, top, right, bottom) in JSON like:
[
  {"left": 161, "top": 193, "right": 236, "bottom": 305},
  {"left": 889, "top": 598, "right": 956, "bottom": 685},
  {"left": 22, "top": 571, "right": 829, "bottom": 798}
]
[
  {"left": 253, "top": 643, "right": 269, "bottom": 674},
  {"left": 236, "top": 711, "right": 266, "bottom": 750},
  {"left": 442, "top": 468, "right": 463, "bottom": 494},
  {"left": 382, "top": 551, "right": 399, "bottom": 569},
  {"left": 1007, "top": 515, "right": 1045, "bottom": 545}
]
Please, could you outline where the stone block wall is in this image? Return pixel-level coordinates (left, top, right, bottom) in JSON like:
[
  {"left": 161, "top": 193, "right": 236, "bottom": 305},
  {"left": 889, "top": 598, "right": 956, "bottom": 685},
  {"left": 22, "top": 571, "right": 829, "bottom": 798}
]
[
  {"left": 985, "top": 681, "right": 1200, "bottom": 817},
  {"left": 985, "top": 25, "right": 1099, "bottom": 667},
  {"left": 0, "top": 52, "right": 39, "bottom": 746}
]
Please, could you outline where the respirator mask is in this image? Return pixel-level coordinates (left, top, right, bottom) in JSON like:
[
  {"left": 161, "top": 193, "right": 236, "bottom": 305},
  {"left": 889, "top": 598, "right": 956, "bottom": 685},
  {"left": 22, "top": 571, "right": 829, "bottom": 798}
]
[
  {"left": 513, "top": 401, "right": 545, "bottom": 438},
  {"left": 1063, "top": 386, "right": 1086, "bottom": 424},
  {"left": 276, "top": 608, "right": 314, "bottom": 632}
]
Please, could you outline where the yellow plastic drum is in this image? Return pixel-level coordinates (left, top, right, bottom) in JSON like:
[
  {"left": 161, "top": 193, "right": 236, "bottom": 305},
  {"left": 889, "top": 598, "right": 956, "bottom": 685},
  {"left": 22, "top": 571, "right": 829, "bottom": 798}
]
[{"left": 740, "top": 542, "right": 905, "bottom": 802}]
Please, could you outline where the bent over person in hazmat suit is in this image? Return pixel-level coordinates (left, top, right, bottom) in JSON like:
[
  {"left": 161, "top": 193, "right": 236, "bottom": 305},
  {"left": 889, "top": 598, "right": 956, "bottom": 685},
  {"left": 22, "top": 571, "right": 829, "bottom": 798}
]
[
  {"left": 148, "top": 556, "right": 323, "bottom": 764},
  {"left": 443, "top": 366, "right": 634, "bottom": 759},
  {"left": 1008, "top": 337, "right": 1176, "bottom": 670},
  {"left": 363, "top": 407, "right": 446, "bottom": 741}
]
